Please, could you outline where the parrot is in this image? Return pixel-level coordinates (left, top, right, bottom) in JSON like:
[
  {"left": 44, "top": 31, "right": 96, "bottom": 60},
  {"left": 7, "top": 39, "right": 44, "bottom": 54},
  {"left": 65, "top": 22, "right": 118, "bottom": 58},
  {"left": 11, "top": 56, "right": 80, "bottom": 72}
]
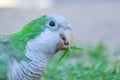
[{"left": 0, "top": 14, "right": 72, "bottom": 80}]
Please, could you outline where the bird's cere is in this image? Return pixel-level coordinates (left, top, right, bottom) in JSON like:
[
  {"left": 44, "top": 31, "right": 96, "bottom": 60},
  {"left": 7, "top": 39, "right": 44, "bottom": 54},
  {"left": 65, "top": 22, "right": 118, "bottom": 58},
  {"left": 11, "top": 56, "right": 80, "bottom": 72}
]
[{"left": 0, "top": 14, "right": 72, "bottom": 80}]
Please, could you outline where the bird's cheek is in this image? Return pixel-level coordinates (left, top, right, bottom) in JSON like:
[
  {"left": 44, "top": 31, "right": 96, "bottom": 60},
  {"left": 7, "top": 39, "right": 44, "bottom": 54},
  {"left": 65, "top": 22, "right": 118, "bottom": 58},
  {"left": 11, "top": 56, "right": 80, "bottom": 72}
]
[{"left": 56, "top": 40, "right": 65, "bottom": 50}]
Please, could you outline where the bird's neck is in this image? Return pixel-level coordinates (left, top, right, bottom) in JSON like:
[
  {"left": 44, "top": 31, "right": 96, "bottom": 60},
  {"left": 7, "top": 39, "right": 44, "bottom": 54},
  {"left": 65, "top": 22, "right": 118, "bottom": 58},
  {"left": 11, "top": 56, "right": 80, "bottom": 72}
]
[
  {"left": 25, "top": 29, "right": 59, "bottom": 61},
  {"left": 9, "top": 42, "right": 56, "bottom": 80},
  {"left": 9, "top": 30, "right": 59, "bottom": 80},
  {"left": 16, "top": 32, "right": 58, "bottom": 79}
]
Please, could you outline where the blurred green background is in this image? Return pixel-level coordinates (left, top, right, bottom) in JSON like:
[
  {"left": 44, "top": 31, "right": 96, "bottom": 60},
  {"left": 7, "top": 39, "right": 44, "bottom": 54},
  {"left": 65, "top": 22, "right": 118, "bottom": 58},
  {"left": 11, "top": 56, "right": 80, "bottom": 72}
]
[{"left": 0, "top": 0, "right": 120, "bottom": 79}]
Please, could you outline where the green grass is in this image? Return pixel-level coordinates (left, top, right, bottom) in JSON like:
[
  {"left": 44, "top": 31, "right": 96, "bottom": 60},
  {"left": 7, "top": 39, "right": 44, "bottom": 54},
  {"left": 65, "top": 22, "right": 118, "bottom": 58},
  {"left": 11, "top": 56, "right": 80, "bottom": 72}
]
[{"left": 41, "top": 43, "right": 120, "bottom": 80}]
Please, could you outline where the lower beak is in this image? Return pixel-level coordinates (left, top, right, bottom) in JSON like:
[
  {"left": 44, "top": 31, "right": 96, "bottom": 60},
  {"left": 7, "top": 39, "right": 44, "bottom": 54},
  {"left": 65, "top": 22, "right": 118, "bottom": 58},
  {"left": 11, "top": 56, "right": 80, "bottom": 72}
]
[{"left": 56, "top": 30, "right": 73, "bottom": 50}]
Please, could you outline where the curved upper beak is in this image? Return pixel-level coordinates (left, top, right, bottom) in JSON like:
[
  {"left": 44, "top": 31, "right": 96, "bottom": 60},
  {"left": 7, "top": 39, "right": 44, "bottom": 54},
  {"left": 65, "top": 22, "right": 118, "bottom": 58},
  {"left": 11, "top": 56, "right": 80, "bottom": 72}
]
[{"left": 56, "top": 29, "right": 73, "bottom": 50}]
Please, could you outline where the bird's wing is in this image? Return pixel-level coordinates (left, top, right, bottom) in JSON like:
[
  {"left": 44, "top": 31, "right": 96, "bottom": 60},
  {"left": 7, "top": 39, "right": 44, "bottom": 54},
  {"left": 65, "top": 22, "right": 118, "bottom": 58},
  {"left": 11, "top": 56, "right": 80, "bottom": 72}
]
[
  {"left": 0, "top": 34, "right": 14, "bottom": 57},
  {"left": 0, "top": 34, "right": 29, "bottom": 79},
  {"left": 0, "top": 34, "right": 29, "bottom": 61},
  {"left": 0, "top": 34, "right": 10, "bottom": 80}
]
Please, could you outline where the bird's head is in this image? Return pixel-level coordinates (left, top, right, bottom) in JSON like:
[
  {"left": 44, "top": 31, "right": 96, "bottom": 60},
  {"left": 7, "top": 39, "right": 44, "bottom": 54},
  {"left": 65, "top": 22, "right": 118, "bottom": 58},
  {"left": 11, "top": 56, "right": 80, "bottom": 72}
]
[
  {"left": 12, "top": 14, "right": 72, "bottom": 57},
  {"left": 40, "top": 14, "right": 73, "bottom": 51}
]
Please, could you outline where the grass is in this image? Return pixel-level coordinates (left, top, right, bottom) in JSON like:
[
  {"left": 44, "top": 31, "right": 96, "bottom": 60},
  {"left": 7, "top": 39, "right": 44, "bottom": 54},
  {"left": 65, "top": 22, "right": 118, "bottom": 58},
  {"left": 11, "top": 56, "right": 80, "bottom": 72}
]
[{"left": 41, "top": 43, "right": 120, "bottom": 80}]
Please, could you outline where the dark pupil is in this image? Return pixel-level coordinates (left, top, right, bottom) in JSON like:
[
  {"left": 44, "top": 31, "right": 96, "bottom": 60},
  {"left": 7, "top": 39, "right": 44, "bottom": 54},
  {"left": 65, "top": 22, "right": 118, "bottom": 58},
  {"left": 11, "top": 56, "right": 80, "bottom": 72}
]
[{"left": 49, "top": 21, "right": 55, "bottom": 27}]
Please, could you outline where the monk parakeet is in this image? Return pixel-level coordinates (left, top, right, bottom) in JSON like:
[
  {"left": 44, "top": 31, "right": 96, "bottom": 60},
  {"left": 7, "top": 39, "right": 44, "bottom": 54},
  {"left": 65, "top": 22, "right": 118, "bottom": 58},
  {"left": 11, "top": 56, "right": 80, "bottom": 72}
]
[{"left": 0, "top": 14, "right": 72, "bottom": 80}]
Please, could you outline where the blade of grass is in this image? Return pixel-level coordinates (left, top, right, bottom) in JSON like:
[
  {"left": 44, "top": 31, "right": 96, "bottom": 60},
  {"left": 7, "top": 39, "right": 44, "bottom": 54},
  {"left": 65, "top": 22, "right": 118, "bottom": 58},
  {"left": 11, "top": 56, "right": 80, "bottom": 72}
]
[
  {"left": 58, "top": 50, "right": 69, "bottom": 62},
  {"left": 58, "top": 46, "right": 83, "bottom": 62},
  {"left": 70, "top": 46, "right": 83, "bottom": 51}
]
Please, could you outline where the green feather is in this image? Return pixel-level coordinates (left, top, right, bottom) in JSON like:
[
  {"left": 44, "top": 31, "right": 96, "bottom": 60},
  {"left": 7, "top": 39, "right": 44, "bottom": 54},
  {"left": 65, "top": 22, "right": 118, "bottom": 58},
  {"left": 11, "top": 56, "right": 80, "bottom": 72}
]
[{"left": 10, "top": 15, "right": 47, "bottom": 61}]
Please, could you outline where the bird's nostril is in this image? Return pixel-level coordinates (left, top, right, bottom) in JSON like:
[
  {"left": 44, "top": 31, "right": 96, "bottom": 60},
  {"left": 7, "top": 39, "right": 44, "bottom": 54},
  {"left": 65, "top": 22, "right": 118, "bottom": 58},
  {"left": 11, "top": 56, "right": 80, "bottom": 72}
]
[
  {"left": 62, "top": 37, "right": 65, "bottom": 41},
  {"left": 60, "top": 33, "right": 66, "bottom": 41}
]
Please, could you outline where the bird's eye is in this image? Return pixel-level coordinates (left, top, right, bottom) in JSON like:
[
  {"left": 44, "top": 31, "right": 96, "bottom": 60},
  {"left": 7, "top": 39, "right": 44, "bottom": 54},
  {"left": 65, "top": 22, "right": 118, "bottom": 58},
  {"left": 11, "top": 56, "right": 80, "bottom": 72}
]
[{"left": 49, "top": 21, "right": 55, "bottom": 27}]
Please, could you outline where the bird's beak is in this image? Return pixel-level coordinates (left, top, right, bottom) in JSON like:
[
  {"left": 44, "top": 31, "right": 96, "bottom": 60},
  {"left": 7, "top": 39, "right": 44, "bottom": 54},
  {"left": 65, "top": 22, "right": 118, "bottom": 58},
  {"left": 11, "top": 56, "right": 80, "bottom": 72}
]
[{"left": 56, "top": 29, "right": 73, "bottom": 50}]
